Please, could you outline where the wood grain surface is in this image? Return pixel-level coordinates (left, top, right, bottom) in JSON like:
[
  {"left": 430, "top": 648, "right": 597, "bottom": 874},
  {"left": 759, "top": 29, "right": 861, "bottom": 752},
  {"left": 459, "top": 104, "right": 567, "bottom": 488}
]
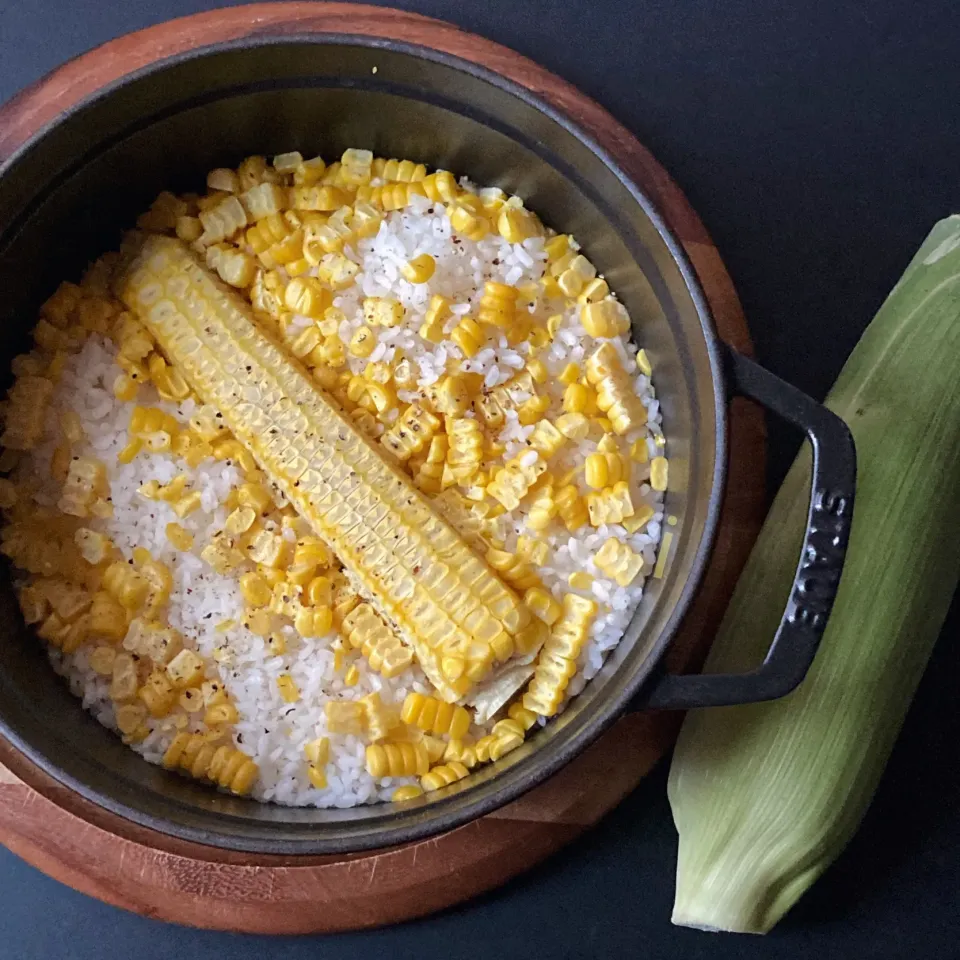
[{"left": 0, "top": 3, "right": 766, "bottom": 933}]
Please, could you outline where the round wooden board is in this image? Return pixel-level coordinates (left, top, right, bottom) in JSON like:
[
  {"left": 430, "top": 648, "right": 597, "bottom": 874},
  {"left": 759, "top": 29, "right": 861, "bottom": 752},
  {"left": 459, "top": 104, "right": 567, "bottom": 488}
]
[{"left": 0, "top": 3, "right": 767, "bottom": 934}]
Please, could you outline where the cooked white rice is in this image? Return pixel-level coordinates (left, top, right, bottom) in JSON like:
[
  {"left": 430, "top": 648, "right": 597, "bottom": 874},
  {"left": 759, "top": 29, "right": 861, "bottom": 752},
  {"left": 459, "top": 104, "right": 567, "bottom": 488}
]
[{"left": 7, "top": 187, "right": 665, "bottom": 808}]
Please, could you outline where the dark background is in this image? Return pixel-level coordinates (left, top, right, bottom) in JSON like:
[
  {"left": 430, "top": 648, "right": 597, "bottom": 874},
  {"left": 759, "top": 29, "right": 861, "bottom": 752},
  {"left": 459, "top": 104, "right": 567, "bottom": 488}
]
[{"left": 1, "top": 0, "right": 958, "bottom": 956}]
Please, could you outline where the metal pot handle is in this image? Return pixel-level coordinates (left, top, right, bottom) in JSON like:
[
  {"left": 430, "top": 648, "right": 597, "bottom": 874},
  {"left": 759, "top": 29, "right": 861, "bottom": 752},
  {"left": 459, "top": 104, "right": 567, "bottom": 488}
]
[{"left": 643, "top": 344, "right": 856, "bottom": 710}]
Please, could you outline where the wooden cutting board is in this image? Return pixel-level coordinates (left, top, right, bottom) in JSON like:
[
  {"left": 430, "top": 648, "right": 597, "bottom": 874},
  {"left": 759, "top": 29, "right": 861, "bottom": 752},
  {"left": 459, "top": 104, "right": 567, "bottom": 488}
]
[{"left": 0, "top": 3, "right": 766, "bottom": 933}]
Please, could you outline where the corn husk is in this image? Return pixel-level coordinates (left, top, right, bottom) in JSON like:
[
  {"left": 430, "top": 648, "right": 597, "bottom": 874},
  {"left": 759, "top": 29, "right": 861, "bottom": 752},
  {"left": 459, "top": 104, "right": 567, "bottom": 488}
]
[{"left": 668, "top": 216, "right": 960, "bottom": 933}]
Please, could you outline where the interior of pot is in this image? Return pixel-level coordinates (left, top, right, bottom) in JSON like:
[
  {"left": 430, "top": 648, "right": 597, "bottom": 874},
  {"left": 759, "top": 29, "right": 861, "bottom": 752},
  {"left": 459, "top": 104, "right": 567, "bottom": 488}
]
[{"left": 0, "top": 37, "right": 723, "bottom": 853}]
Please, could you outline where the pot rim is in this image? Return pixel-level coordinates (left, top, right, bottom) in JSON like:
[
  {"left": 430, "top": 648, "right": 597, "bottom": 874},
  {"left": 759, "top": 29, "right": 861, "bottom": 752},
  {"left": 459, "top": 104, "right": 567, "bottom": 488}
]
[{"left": 0, "top": 30, "right": 728, "bottom": 854}]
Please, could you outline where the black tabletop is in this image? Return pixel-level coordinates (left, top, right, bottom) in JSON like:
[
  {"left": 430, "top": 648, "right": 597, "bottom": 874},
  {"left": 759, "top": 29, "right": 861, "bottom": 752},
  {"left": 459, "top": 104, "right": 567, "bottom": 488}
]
[{"left": 1, "top": 1, "right": 959, "bottom": 957}]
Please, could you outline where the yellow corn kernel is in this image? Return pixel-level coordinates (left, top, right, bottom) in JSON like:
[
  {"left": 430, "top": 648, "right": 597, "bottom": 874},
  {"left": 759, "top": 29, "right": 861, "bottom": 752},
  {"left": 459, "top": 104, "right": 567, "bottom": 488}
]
[
  {"left": 339, "top": 147, "right": 373, "bottom": 185},
  {"left": 270, "top": 151, "right": 302, "bottom": 174},
  {"left": 295, "top": 605, "right": 334, "bottom": 638},
  {"left": 497, "top": 204, "right": 540, "bottom": 243},
  {"left": 622, "top": 502, "right": 655, "bottom": 534},
  {"left": 363, "top": 296, "right": 404, "bottom": 328},
  {"left": 650, "top": 456, "right": 669, "bottom": 492},
  {"left": 57, "top": 456, "right": 107, "bottom": 518},
  {"left": 285, "top": 276, "right": 332, "bottom": 318},
  {"left": 486, "top": 453, "right": 547, "bottom": 511},
  {"left": 165, "top": 648, "right": 205, "bottom": 689},
  {"left": 106, "top": 368, "right": 138, "bottom": 403},
  {"left": 568, "top": 571, "right": 594, "bottom": 591},
  {"left": 304, "top": 737, "right": 330, "bottom": 766},
  {"left": 400, "top": 253, "right": 436, "bottom": 284},
  {"left": 366, "top": 741, "right": 430, "bottom": 779},
  {"left": 558, "top": 362, "right": 581, "bottom": 386},
  {"left": 88, "top": 645, "right": 117, "bottom": 676},
  {"left": 420, "top": 760, "right": 470, "bottom": 793},
  {"left": 635, "top": 348, "right": 652, "bottom": 376},
  {"left": 554, "top": 484, "right": 587, "bottom": 533},
  {"left": 325, "top": 700, "right": 366, "bottom": 736},
  {"left": 517, "top": 395, "right": 550, "bottom": 426},
  {"left": 585, "top": 480, "right": 635, "bottom": 527},
  {"left": 207, "top": 168, "right": 239, "bottom": 193},
  {"left": 360, "top": 692, "right": 399, "bottom": 743},
  {"left": 316, "top": 252, "right": 359, "bottom": 290},
  {"left": 341, "top": 603, "right": 414, "bottom": 679},
  {"left": 164, "top": 732, "right": 259, "bottom": 795},
  {"left": 376, "top": 158, "right": 428, "bottom": 182},
  {"left": 238, "top": 571, "right": 271, "bottom": 608},
  {"left": 525, "top": 484, "right": 558, "bottom": 532},
  {"left": 581, "top": 297, "right": 629, "bottom": 339},
  {"left": 523, "top": 594, "right": 597, "bottom": 717},
  {"left": 277, "top": 674, "right": 300, "bottom": 703},
  {"left": 449, "top": 315, "right": 483, "bottom": 358},
  {"left": 107, "top": 649, "right": 138, "bottom": 700},
  {"left": 242, "top": 181, "right": 288, "bottom": 221},
  {"left": 380, "top": 403, "right": 440, "bottom": 462},
  {"left": 552, "top": 413, "right": 588, "bottom": 444},
  {"left": 292, "top": 184, "right": 350, "bottom": 212},
  {"left": 594, "top": 537, "right": 645, "bottom": 587},
  {"left": 421, "top": 169, "right": 458, "bottom": 202},
  {"left": 528, "top": 421, "right": 566, "bottom": 461},
  {"left": 348, "top": 325, "right": 377, "bottom": 358},
  {"left": 448, "top": 203, "right": 489, "bottom": 241},
  {"left": 176, "top": 686, "right": 202, "bottom": 713},
  {"left": 204, "top": 702, "right": 240, "bottom": 727},
  {"left": 401, "top": 692, "right": 471, "bottom": 740},
  {"left": 508, "top": 702, "right": 539, "bottom": 732},
  {"left": 585, "top": 343, "right": 647, "bottom": 435},
  {"left": 629, "top": 438, "right": 650, "bottom": 463},
  {"left": 392, "top": 784, "right": 424, "bottom": 802},
  {"left": 87, "top": 590, "right": 128, "bottom": 643},
  {"left": 524, "top": 586, "right": 562, "bottom": 626},
  {"left": 304, "top": 765, "right": 326, "bottom": 789},
  {"left": 138, "top": 669, "right": 177, "bottom": 717},
  {"left": 419, "top": 294, "right": 450, "bottom": 343},
  {"left": 291, "top": 155, "right": 326, "bottom": 186},
  {"left": 305, "top": 575, "right": 333, "bottom": 607},
  {"left": 102, "top": 561, "right": 148, "bottom": 611},
  {"left": 160, "top": 522, "right": 192, "bottom": 552},
  {"left": 199, "top": 534, "right": 244, "bottom": 574},
  {"left": 113, "top": 702, "right": 147, "bottom": 737},
  {"left": 72, "top": 528, "right": 112, "bottom": 567},
  {"left": 562, "top": 382, "right": 589, "bottom": 415},
  {"left": 244, "top": 528, "right": 289, "bottom": 569},
  {"left": 585, "top": 450, "right": 623, "bottom": 490}
]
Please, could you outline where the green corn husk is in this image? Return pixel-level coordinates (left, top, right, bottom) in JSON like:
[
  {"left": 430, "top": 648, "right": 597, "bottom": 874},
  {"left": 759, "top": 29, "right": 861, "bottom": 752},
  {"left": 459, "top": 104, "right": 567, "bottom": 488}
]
[{"left": 668, "top": 216, "right": 960, "bottom": 934}]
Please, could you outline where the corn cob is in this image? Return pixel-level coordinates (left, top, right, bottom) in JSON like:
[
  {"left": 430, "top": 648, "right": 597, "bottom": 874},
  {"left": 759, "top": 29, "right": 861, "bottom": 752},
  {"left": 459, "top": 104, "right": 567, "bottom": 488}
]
[
  {"left": 117, "top": 236, "right": 529, "bottom": 701},
  {"left": 670, "top": 216, "right": 960, "bottom": 933}
]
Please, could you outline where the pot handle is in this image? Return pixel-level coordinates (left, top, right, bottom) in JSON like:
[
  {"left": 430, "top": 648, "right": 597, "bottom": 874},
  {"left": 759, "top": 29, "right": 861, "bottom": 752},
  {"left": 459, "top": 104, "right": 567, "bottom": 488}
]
[{"left": 643, "top": 345, "right": 856, "bottom": 710}]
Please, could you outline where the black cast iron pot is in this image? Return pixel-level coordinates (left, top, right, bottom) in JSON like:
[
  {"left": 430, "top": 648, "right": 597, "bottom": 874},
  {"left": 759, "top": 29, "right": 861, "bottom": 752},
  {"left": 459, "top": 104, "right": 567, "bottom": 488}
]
[{"left": 0, "top": 31, "right": 855, "bottom": 854}]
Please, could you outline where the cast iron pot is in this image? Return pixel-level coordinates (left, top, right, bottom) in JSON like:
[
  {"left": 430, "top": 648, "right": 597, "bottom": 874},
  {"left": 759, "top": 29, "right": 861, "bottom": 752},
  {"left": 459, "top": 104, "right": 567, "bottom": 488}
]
[{"left": 0, "top": 29, "right": 855, "bottom": 854}]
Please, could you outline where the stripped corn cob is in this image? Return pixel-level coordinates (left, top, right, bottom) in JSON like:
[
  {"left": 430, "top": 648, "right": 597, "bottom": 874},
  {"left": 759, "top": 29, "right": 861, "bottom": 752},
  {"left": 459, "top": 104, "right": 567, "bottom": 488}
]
[{"left": 118, "top": 237, "right": 530, "bottom": 701}]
